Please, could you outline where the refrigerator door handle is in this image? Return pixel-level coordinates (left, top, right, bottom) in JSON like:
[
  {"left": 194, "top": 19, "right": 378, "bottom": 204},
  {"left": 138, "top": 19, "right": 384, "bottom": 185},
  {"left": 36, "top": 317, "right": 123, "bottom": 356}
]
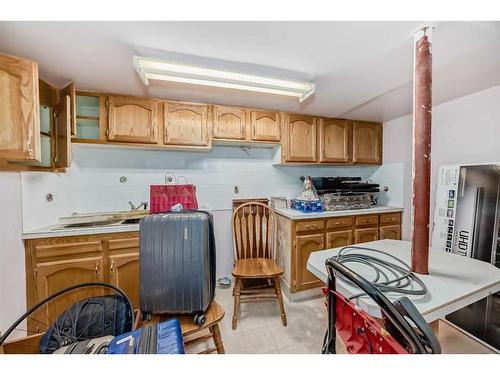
[
  {"left": 471, "top": 187, "right": 485, "bottom": 260},
  {"left": 458, "top": 167, "right": 467, "bottom": 197}
]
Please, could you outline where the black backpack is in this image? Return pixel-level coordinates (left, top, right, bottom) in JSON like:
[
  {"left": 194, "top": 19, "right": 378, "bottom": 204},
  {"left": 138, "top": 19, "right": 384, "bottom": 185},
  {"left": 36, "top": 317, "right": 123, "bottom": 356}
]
[{"left": 39, "top": 294, "right": 133, "bottom": 354}]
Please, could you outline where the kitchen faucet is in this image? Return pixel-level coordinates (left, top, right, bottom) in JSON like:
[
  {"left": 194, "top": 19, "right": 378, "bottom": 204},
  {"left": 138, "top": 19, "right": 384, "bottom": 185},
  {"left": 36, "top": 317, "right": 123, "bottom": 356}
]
[{"left": 128, "top": 201, "right": 148, "bottom": 211}]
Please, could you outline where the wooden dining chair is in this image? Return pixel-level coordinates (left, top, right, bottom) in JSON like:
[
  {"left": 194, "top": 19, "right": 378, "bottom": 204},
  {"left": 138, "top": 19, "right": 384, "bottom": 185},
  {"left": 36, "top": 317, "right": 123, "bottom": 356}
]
[{"left": 231, "top": 202, "right": 287, "bottom": 330}]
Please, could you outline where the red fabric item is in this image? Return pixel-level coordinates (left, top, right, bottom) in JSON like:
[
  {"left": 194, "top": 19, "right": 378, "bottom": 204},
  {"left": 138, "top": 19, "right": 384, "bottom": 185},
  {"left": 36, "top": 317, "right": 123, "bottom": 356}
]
[
  {"left": 323, "top": 288, "right": 408, "bottom": 354},
  {"left": 149, "top": 185, "right": 199, "bottom": 213}
]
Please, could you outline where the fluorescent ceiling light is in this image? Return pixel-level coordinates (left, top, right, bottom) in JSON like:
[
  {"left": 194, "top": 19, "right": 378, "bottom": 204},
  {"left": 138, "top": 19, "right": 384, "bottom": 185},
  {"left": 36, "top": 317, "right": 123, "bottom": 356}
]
[{"left": 133, "top": 56, "right": 315, "bottom": 102}]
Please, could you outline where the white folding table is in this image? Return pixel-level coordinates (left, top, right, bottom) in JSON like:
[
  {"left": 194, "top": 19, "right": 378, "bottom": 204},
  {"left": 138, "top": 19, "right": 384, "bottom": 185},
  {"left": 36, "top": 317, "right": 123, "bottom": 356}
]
[{"left": 307, "top": 239, "right": 500, "bottom": 323}]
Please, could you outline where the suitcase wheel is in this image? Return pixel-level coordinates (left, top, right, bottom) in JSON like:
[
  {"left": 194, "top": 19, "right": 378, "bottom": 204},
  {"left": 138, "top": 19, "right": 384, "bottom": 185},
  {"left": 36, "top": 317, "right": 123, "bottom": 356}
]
[
  {"left": 141, "top": 312, "right": 152, "bottom": 322},
  {"left": 193, "top": 313, "right": 206, "bottom": 326}
]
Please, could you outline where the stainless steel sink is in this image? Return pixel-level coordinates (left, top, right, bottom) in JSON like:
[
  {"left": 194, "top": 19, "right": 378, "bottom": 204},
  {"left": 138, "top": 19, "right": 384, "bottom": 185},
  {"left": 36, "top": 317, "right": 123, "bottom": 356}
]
[
  {"left": 121, "top": 218, "right": 142, "bottom": 224},
  {"left": 62, "top": 220, "right": 122, "bottom": 228}
]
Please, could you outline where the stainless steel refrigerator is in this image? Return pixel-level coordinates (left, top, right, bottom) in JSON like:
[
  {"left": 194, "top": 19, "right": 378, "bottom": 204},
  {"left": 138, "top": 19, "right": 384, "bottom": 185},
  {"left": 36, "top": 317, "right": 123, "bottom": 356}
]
[{"left": 432, "top": 163, "right": 500, "bottom": 350}]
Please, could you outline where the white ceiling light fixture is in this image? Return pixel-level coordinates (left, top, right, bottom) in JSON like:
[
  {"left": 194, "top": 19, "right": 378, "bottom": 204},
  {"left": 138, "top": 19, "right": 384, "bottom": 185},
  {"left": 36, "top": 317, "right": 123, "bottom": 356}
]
[{"left": 133, "top": 56, "right": 315, "bottom": 102}]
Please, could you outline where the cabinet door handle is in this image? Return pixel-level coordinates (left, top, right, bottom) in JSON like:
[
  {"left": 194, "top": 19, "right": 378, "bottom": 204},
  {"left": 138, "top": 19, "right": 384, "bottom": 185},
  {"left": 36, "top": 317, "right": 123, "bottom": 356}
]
[
  {"left": 95, "top": 261, "right": 100, "bottom": 278},
  {"left": 110, "top": 260, "right": 115, "bottom": 275}
]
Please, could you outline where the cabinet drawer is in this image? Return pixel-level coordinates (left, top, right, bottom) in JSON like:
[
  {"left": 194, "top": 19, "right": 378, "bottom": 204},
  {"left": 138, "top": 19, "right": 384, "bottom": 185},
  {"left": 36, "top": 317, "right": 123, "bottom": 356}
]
[
  {"left": 33, "top": 240, "right": 103, "bottom": 259},
  {"left": 327, "top": 216, "right": 353, "bottom": 229},
  {"left": 380, "top": 212, "right": 401, "bottom": 225},
  {"left": 295, "top": 220, "right": 324, "bottom": 232},
  {"left": 355, "top": 215, "right": 379, "bottom": 227}
]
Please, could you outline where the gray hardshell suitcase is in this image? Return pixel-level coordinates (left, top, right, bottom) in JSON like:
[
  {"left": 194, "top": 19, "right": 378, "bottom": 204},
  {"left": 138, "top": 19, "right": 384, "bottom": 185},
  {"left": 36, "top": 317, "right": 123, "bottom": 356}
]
[{"left": 139, "top": 211, "right": 216, "bottom": 325}]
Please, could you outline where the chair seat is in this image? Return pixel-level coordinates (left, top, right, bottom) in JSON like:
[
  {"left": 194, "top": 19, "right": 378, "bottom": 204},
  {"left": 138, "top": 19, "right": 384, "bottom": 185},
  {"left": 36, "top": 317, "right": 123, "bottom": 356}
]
[{"left": 232, "top": 258, "right": 284, "bottom": 279}]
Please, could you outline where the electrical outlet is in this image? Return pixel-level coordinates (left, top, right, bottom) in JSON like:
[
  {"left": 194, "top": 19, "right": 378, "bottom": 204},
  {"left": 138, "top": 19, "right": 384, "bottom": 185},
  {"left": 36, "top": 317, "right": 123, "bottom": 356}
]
[{"left": 234, "top": 186, "right": 239, "bottom": 194}]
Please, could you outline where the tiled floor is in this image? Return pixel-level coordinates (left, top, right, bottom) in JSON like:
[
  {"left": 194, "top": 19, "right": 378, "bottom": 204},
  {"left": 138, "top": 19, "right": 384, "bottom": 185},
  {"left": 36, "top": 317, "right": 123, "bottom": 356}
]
[{"left": 188, "top": 286, "right": 497, "bottom": 354}]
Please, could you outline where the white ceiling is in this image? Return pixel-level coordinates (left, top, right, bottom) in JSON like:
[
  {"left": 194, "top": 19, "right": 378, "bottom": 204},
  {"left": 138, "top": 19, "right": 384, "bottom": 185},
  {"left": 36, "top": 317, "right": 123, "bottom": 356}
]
[{"left": 1, "top": 21, "right": 499, "bottom": 122}]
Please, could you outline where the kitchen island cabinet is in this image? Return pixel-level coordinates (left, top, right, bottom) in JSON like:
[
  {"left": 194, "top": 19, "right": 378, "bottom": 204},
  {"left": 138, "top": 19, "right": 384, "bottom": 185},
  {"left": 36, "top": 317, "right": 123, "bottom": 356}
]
[{"left": 275, "top": 206, "right": 402, "bottom": 297}]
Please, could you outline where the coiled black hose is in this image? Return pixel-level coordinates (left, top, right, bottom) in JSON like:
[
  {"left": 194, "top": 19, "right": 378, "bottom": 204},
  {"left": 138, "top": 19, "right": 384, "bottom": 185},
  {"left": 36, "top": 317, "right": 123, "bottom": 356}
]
[{"left": 332, "top": 246, "right": 428, "bottom": 300}]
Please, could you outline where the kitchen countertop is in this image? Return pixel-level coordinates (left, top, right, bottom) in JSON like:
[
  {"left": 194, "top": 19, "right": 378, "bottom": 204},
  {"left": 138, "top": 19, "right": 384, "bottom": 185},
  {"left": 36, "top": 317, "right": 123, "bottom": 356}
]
[
  {"left": 274, "top": 205, "right": 403, "bottom": 220},
  {"left": 307, "top": 239, "right": 500, "bottom": 323},
  {"left": 22, "top": 223, "right": 140, "bottom": 240}
]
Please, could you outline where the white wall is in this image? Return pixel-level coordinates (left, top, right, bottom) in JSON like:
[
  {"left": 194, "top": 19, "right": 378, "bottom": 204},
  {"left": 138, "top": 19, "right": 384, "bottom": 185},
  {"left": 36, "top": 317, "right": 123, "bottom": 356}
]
[
  {"left": 20, "top": 145, "right": 381, "bottom": 277},
  {"left": 0, "top": 173, "right": 25, "bottom": 336},
  {"left": 383, "top": 84, "right": 500, "bottom": 241}
]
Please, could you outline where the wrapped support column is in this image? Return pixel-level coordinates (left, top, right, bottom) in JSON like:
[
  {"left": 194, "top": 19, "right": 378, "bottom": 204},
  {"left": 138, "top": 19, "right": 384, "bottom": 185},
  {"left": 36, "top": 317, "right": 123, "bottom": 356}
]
[{"left": 411, "top": 26, "right": 433, "bottom": 275}]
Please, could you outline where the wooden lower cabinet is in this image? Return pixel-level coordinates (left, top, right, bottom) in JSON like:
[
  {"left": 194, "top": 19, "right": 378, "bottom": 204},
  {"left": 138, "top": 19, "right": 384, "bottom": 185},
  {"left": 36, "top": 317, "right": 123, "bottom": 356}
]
[
  {"left": 276, "top": 211, "right": 402, "bottom": 293},
  {"left": 326, "top": 230, "right": 352, "bottom": 248},
  {"left": 379, "top": 225, "right": 401, "bottom": 240},
  {"left": 105, "top": 236, "right": 140, "bottom": 310},
  {"left": 354, "top": 227, "right": 379, "bottom": 244},
  {"left": 295, "top": 233, "right": 325, "bottom": 291},
  {"left": 33, "top": 256, "right": 104, "bottom": 330},
  {"left": 25, "top": 231, "right": 139, "bottom": 332}
]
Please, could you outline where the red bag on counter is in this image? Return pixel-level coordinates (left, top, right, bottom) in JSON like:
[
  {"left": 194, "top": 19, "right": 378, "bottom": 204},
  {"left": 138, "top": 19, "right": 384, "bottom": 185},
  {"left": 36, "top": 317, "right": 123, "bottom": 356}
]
[{"left": 149, "top": 185, "right": 199, "bottom": 213}]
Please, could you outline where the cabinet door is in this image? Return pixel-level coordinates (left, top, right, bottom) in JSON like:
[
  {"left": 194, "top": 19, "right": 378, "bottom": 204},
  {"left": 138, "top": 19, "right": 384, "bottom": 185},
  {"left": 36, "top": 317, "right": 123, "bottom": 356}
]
[
  {"left": 54, "top": 92, "right": 72, "bottom": 169},
  {"left": 164, "top": 102, "right": 210, "bottom": 146},
  {"left": 105, "top": 236, "right": 140, "bottom": 311},
  {"left": 379, "top": 225, "right": 401, "bottom": 240},
  {"left": 107, "top": 96, "right": 158, "bottom": 144},
  {"left": 295, "top": 233, "right": 324, "bottom": 291},
  {"left": 0, "top": 53, "right": 40, "bottom": 161},
  {"left": 212, "top": 105, "right": 247, "bottom": 140},
  {"left": 354, "top": 227, "right": 379, "bottom": 244},
  {"left": 250, "top": 110, "right": 280, "bottom": 142},
  {"left": 352, "top": 121, "right": 382, "bottom": 164},
  {"left": 326, "top": 230, "right": 353, "bottom": 249},
  {"left": 59, "top": 82, "right": 76, "bottom": 136},
  {"left": 284, "top": 115, "right": 317, "bottom": 162},
  {"left": 109, "top": 252, "right": 139, "bottom": 310},
  {"left": 318, "top": 118, "right": 351, "bottom": 163},
  {"left": 34, "top": 256, "right": 104, "bottom": 328}
]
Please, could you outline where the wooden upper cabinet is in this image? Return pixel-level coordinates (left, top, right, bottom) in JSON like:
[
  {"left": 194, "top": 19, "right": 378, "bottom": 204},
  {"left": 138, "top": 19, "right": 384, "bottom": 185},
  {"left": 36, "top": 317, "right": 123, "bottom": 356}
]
[
  {"left": 106, "top": 96, "right": 158, "bottom": 144},
  {"left": 283, "top": 114, "right": 317, "bottom": 162},
  {"left": 250, "top": 110, "right": 280, "bottom": 142},
  {"left": 0, "top": 53, "right": 40, "bottom": 161},
  {"left": 212, "top": 105, "right": 247, "bottom": 140},
  {"left": 164, "top": 102, "right": 210, "bottom": 147},
  {"left": 352, "top": 121, "right": 382, "bottom": 164},
  {"left": 318, "top": 118, "right": 352, "bottom": 163}
]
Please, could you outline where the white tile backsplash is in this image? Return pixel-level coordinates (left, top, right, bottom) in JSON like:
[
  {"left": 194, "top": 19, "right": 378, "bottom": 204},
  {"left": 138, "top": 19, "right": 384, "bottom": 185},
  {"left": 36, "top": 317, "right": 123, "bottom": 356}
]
[{"left": 20, "top": 144, "right": 400, "bottom": 277}]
